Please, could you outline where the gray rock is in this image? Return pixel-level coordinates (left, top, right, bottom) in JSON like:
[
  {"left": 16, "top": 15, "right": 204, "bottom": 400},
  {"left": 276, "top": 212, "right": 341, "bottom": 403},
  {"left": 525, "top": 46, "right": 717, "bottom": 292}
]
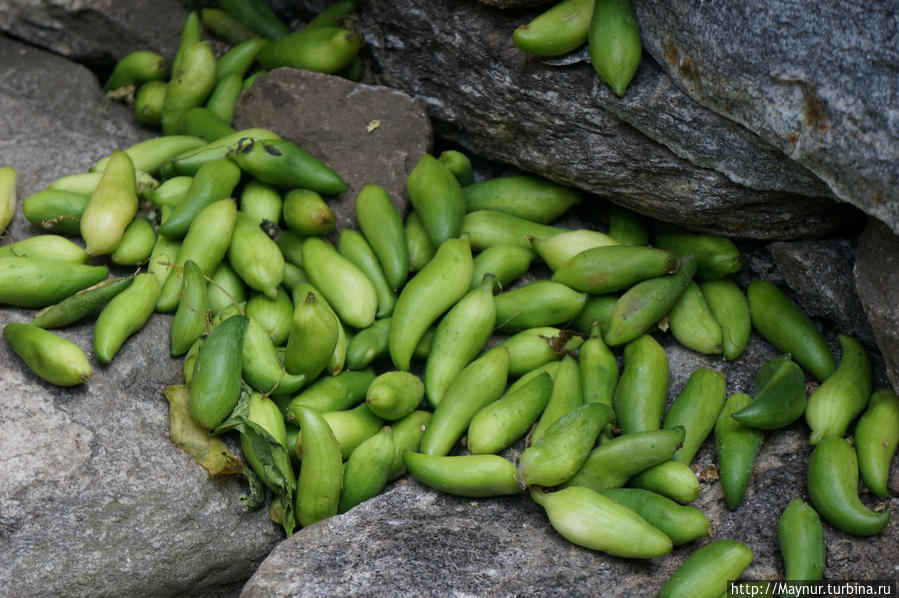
[
  {"left": 0, "top": 39, "right": 150, "bottom": 192},
  {"left": 0, "top": 39, "right": 282, "bottom": 598},
  {"left": 767, "top": 239, "right": 877, "bottom": 348},
  {"left": 0, "top": 0, "right": 186, "bottom": 66},
  {"left": 232, "top": 68, "right": 432, "bottom": 231},
  {"left": 242, "top": 333, "right": 897, "bottom": 597},
  {"left": 359, "top": 0, "right": 859, "bottom": 240},
  {"left": 478, "top": 0, "right": 554, "bottom": 8},
  {"left": 633, "top": 0, "right": 899, "bottom": 236},
  {"left": 854, "top": 218, "right": 899, "bottom": 393}
]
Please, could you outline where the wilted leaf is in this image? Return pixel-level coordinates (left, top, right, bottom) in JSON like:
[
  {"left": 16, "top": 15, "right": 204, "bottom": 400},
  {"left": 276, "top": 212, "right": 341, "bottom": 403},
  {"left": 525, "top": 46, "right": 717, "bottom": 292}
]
[{"left": 163, "top": 384, "right": 243, "bottom": 477}]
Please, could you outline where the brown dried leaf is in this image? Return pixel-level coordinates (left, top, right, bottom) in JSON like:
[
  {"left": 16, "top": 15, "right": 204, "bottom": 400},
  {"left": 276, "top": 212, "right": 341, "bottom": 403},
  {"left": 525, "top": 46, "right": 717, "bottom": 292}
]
[{"left": 163, "top": 384, "right": 243, "bottom": 477}]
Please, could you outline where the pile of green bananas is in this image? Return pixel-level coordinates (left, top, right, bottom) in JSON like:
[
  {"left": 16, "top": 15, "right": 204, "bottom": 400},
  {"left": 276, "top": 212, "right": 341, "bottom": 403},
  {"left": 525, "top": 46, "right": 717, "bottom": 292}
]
[
  {"left": 513, "top": 0, "right": 641, "bottom": 96},
  {"left": 0, "top": 0, "right": 896, "bottom": 594},
  {"left": 104, "top": 0, "right": 362, "bottom": 134}
]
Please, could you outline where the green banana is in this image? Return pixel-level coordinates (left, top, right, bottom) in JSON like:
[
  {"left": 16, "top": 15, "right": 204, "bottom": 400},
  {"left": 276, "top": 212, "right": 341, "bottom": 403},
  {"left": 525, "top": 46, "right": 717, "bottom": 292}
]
[
  {"left": 662, "top": 368, "right": 726, "bottom": 464},
  {"left": 424, "top": 276, "right": 496, "bottom": 407},
  {"left": 564, "top": 427, "right": 685, "bottom": 492},
  {"left": 532, "top": 229, "right": 619, "bottom": 272},
  {"left": 93, "top": 273, "right": 161, "bottom": 364},
  {"left": 613, "top": 334, "right": 669, "bottom": 435},
  {"left": 668, "top": 282, "right": 724, "bottom": 355},
  {"left": 855, "top": 389, "right": 899, "bottom": 497},
  {"left": 530, "top": 487, "right": 672, "bottom": 558},
  {"left": 338, "top": 426, "right": 394, "bottom": 513},
  {"left": 494, "top": 280, "right": 587, "bottom": 331},
  {"left": 513, "top": 0, "right": 596, "bottom": 56},
  {"left": 419, "top": 346, "right": 510, "bottom": 456},
  {"left": 531, "top": 354, "right": 583, "bottom": 442},
  {"left": 4, "top": 323, "right": 91, "bottom": 386},
  {"left": 389, "top": 237, "right": 473, "bottom": 371},
  {"left": 699, "top": 277, "right": 751, "bottom": 361},
  {"left": 366, "top": 371, "right": 424, "bottom": 421},
  {"left": 600, "top": 488, "right": 712, "bottom": 546},
  {"left": 731, "top": 355, "right": 806, "bottom": 430},
  {"left": 807, "top": 435, "right": 890, "bottom": 536},
  {"left": 355, "top": 183, "right": 408, "bottom": 291},
  {"left": 715, "top": 393, "right": 763, "bottom": 511},
  {"left": 778, "top": 497, "right": 825, "bottom": 582},
  {"left": 747, "top": 279, "right": 835, "bottom": 382},
  {"left": 462, "top": 174, "right": 580, "bottom": 223},
  {"left": 467, "top": 372, "right": 554, "bottom": 456},
  {"left": 287, "top": 370, "right": 375, "bottom": 416},
  {"left": 170, "top": 260, "right": 209, "bottom": 357},
  {"left": 658, "top": 539, "right": 753, "bottom": 598},
  {"left": 303, "top": 236, "right": 377, "bottom": 329},
  {"left": 519, "top": 402, "right": 614, "bottom": 487},
  {"left": 294, "top": 406, "right": 344, "bottom": 527},
  {"left": 551, "top": 245, "right": 678, "bottom": 294},
  {"left": 805, "top": 334, "right": 872, "bottom": 444},
  {"left": 404, "top": 452, "right": 522, "bottom": 497},
  {"left": 406, "top": 154, "right": 466, "bottom": 247},
  {"left": 80, "top": 149, "right": 138, "bottom": 256},
  {"left": 605, "top": 254, "right": 697, "bottom": 346}
]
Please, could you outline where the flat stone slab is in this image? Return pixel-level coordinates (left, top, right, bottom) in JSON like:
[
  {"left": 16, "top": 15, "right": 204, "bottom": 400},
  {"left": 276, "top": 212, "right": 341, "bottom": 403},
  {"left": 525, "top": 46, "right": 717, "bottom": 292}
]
[{"left": 233, "top": 68, "right": 432, "bottom": 232}]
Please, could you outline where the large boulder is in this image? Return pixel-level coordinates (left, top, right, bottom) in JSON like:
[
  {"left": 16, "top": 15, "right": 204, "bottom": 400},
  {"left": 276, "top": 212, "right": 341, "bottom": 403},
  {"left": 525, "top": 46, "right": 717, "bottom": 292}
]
[
  {"left": 0, "top": 38, "right": 283, "bottom": 598},
  {"left": 359, "top": 0, "right": 859, "bottom": 240},
  {"left": 854, "top": 218, "right": 899, "bottom": 393},
  {"left": 0, "top": 0, "right": 186, "bottom": 67},
  {"left": 634, "top": 0, "right": 899, "bottom": 237}
]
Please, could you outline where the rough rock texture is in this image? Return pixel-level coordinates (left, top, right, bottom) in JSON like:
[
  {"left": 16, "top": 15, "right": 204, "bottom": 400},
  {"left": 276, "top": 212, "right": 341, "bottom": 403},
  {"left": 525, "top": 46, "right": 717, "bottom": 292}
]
[
  {"left": 242, "top": 333, "right": 897, "bottom": 597},
  {"left": 0, "top": 38, "right": 282, "bottom": 598},
  {"left": 360, "top": 0, "right": 860, "bottom": 240},
  {"left": 0, "top": 0, "right": 186, "bottom": 67},
  {"left": 634, "top": 0, "right": 899, "bottom": 236},
  {"left": 767, "top": 239, "right": 876, "bottom": 348},
  {"left": 854, "top": 219, "right": 899, "bottom": 393},
  {"left": 233, "top": 68, "right": 432, "bottom": 231},
  {"left": 0, "top": 39, "right": 148, "bottom": 191},
  {"left": 478, "top": 0, "right": 553, "bottom": 8}
]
